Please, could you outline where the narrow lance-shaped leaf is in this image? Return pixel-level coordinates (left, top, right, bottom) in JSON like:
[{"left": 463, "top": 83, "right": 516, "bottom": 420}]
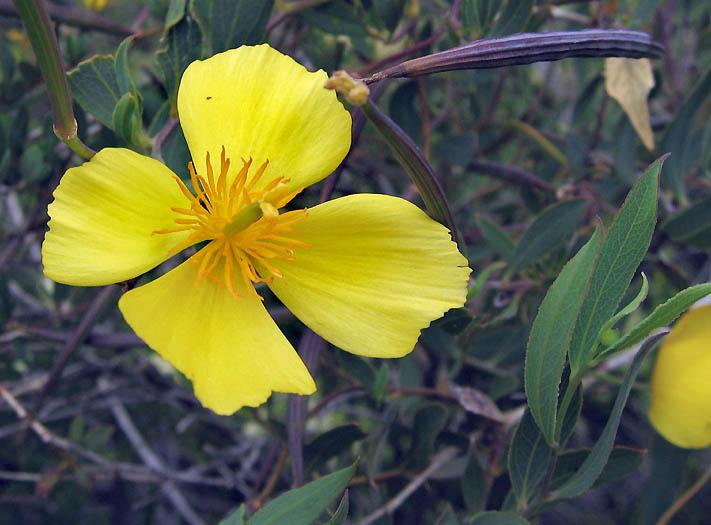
[
  {"left": 248, "top": 462, "right": 356, "bottom": 525},
  {"left": 220, "top": 504, "right": 246, "bottom": 525},
  {"left": 361, "top": 99, "right": 464, "bottom": 253},
  {"left": 551, "top": 331, "right": 667, "bottom": 500},
  {"left": 660, "top": 70, "right": 711, "bottom": 198},
  {"left": 476, "top": 216, "right": 515, "bottom": 263},
  {"left": 490, "top": 0, "right": 533, "bottom": 37},
  {"left": 509, "top": 199, "right": 587, "bottom": 276},
  {"left": 326, "top": 490, "right": 349, "bottom": 525},
  {"left": 525, "top": 227, "right": 600, "bottom": 445},
  {"left": 569, "top": 155, "right": 665, "bottom": 374},
  {"left": 597, "top": 283, "right": 711, "bottom": 360},
  {"left": 469, "top": 511, "right": 530, "bottom": 525},
  {"left": 507, "top": 409, "right": 552, "bottom": 508}
]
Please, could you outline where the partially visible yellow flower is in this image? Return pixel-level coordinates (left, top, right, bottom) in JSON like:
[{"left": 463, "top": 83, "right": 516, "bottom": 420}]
[
  {"left": 41, "top": 44, "right": 470, "bottom": 415},
  {"left": 83, "top": 0, "right": 107, "bottom": 11},
  {"left": 649, "top": 304, "right": 711, "bottom": 448}
]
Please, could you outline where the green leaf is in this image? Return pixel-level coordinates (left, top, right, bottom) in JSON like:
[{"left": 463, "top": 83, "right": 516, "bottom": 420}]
[
  {"left": 190, "top": 0, "right": 273, "bottom": 56},
  {"left": 67, "top": 55, "right": 123, "bottom": 129},
  {"left": 114, "top": 36, "right": 137, "bottom": 97},
  {"left": 325, "top": 490, "right": 349, "bottom": 525},
  {"left": 467, "top": 261, "right": 506, "bottom": 301},
  {"left": 148, "top": 100, "right": 171, "bottom": 137},
  {"left": 569, "top": 156, "right": 664, "bottom": 374},
  {"left": 551, "top": 332, "right": 667, "bottom": 500},
  {"left": 408, "top": 403, "right": 449, "bottom": 467},
  {"left": 525, "top": 227, "right": 600, "bottom": 445},
  {"left": 160, "top": 123, "right": 192, "bottom": 179},
  {"left": 461, "top": 451, "right": 488, "bottom": 512},
  {"left": 165, "top": 0, "right": 187, "bottom": 30},
  {"left": 112, "top": 92, "right": 148, "bottom": 149},
  {"left": 490, "top": 0, "right": 533, "bottom": 37},
  {"left": 304, "top": 425, "right": 366, "bottom": 472},
  {"left": 551, "top": 447, "right": 645, "bottom": 492},
  {"left": 476, "top": 216, "right": 515, "bottom": 262},
  {"left": 19, "top": 143, "right": 51, "bottom": 183},
  {"left": 662, "top": 196, "right": 711, "bottom": 248},
  {"left": 661, "top": 70, "right": 711, "bottom": 198},
  {"left": 470, "top": 511, "right": 529, "bottom": 525},
  {"left": 507, "top": 409, "right": 552, "bottom": 508},
  {"left": 389, "top": 81, "right": 421, "bottom": 146},
  {"left": 598, "top": 273, "right": 649, "bottom": 343},
  {"left": 248, "top": 462, "right": 356, "bottom": 525},
  {"left": 156, "top": 15, "right": 202, "bottom": 107},
  {"left": 557, "top": 382, "right": 582, "bottom": 446},
  {"left": 298, "top": 3, "right": 368, "bottom": 38},
  {"left": 371, "top": 364, "right": 389, "bottom": 400},
  {"left": 509, "top": 199, "right": 587, "bottom": 276},
  {"left": 597, "top": 283, "right": 711, "bottom": 359},
  {"left": 461, "top": 0, "right": 497, "bottom": 38},
  {"left": 220, "top": 504, "right": 246, "bottom": 525}
]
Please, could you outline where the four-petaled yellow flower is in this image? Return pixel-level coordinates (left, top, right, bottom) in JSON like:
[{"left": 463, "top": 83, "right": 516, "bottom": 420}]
[
  {"left": 41, "top": 45, "right": 470, "bottom": 415},
  {"left": 649, "top": 304, "right": 711, "bottom": 448}
]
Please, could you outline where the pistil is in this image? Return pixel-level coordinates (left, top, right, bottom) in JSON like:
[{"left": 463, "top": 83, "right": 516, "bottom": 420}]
[{"left": 154, "top": 147, "right": 308, "bottom": 299}]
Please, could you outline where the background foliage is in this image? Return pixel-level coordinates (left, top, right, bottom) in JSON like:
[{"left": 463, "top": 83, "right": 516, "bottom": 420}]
[{"left": 1, "top": 0, "right": 710, "bottom": 523}]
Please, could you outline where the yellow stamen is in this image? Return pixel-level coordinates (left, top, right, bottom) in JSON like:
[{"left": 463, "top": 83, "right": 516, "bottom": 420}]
[{"left": 154, "top": 146, "right": 308, "bottom": 299}]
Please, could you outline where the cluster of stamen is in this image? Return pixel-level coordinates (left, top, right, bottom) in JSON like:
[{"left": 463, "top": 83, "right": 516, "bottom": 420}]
[{"left": 154, "top": 146, "right": 308, "bottom": 299}]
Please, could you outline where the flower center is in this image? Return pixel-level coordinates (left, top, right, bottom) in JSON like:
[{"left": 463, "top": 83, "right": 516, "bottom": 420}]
[{"left": 154, "top": 146, "right": 308, "bottom": 299}]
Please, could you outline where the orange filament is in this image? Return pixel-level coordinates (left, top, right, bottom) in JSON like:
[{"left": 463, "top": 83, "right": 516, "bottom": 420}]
[{"left": 154, "top": 146, "right": 308, "bottom": 299}]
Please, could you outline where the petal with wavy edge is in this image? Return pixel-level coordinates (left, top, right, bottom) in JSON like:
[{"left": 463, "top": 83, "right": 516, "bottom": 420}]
[
  {"left": 119, "top": 255, "right": 316, "bottom": 415},
  {"left": 267, "top": 194, "right": 471, "bottom": 358},
  {"left": 42, "top": 148, "right": 192, "bottom": 286},
  {"left": 649, "top": 304, "right": 711, "bottom": 448},
  {"left": 177, "top": 44, "right": 351, "bottom": 193}
]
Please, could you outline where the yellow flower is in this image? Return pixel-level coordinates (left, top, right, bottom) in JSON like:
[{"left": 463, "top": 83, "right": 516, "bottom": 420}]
[
  {"left": 41, "top": 45, "right": 470, "bottom": 415},
  {"left": 83, "top": 0, "right": 107, "bottom": 11},
  {"left": 649, "top": 304, "right": 711, "bottom": 448}
]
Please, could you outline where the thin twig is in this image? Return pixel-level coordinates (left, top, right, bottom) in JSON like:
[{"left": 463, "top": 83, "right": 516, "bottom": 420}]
[
  {"left": 656, "top": 463, "right": 711, "bottom": 525},
  {"left": 27, "top": 285, "right": 120, "bottom": 426},
  {"left": 108, "top": 394, "right": 203, "bottom": 525},
  {"left": 0, "top": 0, "right": 133, "bottom": 36},
  {"left": 358, "top": 447, "right": 459, "bottom": 525}
]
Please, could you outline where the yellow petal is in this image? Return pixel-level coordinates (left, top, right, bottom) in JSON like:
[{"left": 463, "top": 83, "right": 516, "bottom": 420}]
[
  {"left": 177, "top": 44, "right": 351, "bottom": 193},
  {"left": 118, "top": 256, "right": 316, "bottom": 415},
  {"left": 649, "top": 304, "right": 711, "bottom": 448},
  {"left": 267, "top": 194, "right": 471, "bottom": 358},
  {"left": 42, "top": 148, "right": 192, "bottom": 286}
]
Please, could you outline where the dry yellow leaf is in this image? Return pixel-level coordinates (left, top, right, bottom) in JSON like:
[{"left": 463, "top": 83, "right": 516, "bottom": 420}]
[{"left": 605, "top": 57, "right": 655, "bottom": 151}]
